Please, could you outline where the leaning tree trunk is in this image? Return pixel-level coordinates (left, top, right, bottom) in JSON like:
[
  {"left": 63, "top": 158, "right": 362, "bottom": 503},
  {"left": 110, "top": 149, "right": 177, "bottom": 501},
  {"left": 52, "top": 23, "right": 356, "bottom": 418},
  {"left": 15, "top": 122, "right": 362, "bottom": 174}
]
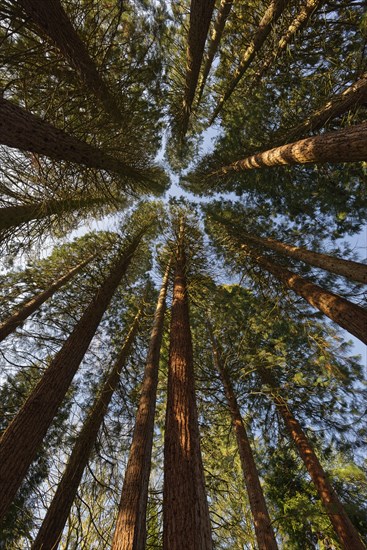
[
  {"left": 112, "top": 260, "right": 171, "bottom": 550},
  {"left": 181, "top": 0, "right": 215, "bottom": 136},
  {"left": 208, "top": 322, "right": 278, "bottom": 550},
  {"left": 0, "top": 252, "right": 97, "bottom": 343},
  {"left": 163, "top": 221, "right": 212, "bottom": 550},
  {"left": 257, "top": 365, "right": 365, "bottom": 550},
  {"left": 210, "top": 121, "right": 367, "bottom": 175},
  {"left": 31, "top": 302, "right": 144, "bottom": 550},
  {"left": 0, "top": 229, "right": 145, "bottom": 521},
  {"left": 18, "top": 0, "right": 123, "bottom": 123},
  {"left": 210, "top": 0, "right": 289, "bottom": 123}
]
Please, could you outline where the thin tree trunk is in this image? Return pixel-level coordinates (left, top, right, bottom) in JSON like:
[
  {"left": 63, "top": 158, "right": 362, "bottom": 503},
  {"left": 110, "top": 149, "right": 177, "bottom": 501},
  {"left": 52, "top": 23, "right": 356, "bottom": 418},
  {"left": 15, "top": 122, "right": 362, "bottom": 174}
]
[
  {"left": 18, "top": 0, "right": 123, "bottom": 123},
  {"left": 240, "top": 242, "right": 367, "bottom": 344},
  {"left": 0, "top": 252, "right": 97, "bottom": 343},
  {"left": 208, "top": 322, "right": 278, "bottom": 550},
  {"left": 210, "top": 122, "right": 367, "bottom": 175},
  {"left": 0, "top": 230, "right": 145, "bottom": 521},
  {"left": 0, "top": 98, "right": 161, "bottom": 189},
  {"left": 197, "top": 0, "right": 233, "bottom": 104},
  {"left": 257, "top": 365, "right": 365, "bottom": 550},
  {"left": 163, "top": 221, "right": 212, "bottom": 550},
  {"left": 31, "top": 302, "right": 144, "bottom": 550},
  {"left": 181, "top": 0, "right": 215, "bottom": 136},
  {"left": 112, "top": 260, "right": 171, "bottom": 550},
  {"left": 237, "top": 230, "right": 367, "bottom": 285},
  {"left": 255, "top": 0, "right": 322, "bottom": 84},
  {"left": 210, "top": 0, "right": 289, "bottom": 124}
]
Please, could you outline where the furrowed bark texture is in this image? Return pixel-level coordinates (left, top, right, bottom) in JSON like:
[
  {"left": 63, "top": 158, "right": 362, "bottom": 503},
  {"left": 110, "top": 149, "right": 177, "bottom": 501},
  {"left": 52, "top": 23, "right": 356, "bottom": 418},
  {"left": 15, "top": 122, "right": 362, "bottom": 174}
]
[
  {"left": 0, "top": 98, "right": 146, "bottom": 182},
  {"left": 18, "top": 0, "right": 123, "bottom": 123},
  {"left": 241, "top": 244, "right": 367, "bottom": 344},
  {"left": 0, "top": 253, "right": 97, "bottom": 343},
  {"left": 163, "top": 225, "right": 212, "bottom": 550},
  {"left": 197, "top": 0, "right": 233, "bottom": 103},
  {"left": 211, "top": 122, "right": 367, "bottom": 175},
  {"left": 210, "top": 0, "right": 289, "bottom": 123},
  {"left": 32, "top": 306, "right": 143, "bottom": 550},
  {"left": 0, "top": 233, "right": 143, "bottom": 521},
  {"left": 258, "top": 366, "right": 366, "bottom": 550},
  {"left": 208, "top": 323, "right": 278, "bottom": 550},
  {"left": 239, "top": 231, "right": 367, "bottom": 284},
  {"left": 112, "top": 260, "right": 171, "bottom": 550}
]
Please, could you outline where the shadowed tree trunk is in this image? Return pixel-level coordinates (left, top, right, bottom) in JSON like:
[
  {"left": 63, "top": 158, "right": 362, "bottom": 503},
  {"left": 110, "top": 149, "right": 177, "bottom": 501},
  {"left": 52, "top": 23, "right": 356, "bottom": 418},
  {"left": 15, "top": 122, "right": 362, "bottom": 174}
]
[
  {"left": 210, "top": 122, "right": 367, "bottom": 175},
  {"left": 197, "top": 0, "right": 233, "bottom": 104},
  {"left": 0, "top": 229, "right": 146, "bottom": 521},
  {"left": 208, "top": 321, "right": 278, "bottom": 550},
  {"left": 181, "top": 0, "right": 215, "bottom": 136},
  {"left": 210, "top": 0, "right": 289, "bottom": 123},
  {"left": 257, "top": 365, "right": 366, "bottom": 550},
  {"left": 18, "top": 0, "right": 123, "bottom": 123},
  {"left": 163, "top": 220, "right": 212, "bottom": 550},
  {"left": 112, "top": 259, "right": 171, "bottom": 550},
  {"left": 0, "top": 252, "right": 98, "bottom": 342},
  {"left": 31, "top": 301, "right": 145, "bottom": 550}
]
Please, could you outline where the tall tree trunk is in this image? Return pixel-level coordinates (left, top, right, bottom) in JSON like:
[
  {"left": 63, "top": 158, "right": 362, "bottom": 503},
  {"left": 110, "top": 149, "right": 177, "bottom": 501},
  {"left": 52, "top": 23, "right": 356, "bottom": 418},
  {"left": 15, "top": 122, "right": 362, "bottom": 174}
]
[
  {"left": 112, "top": 260, "right": 171, "bottom": 550},
  {"left": 18, "top": 0, "right": 123, "bottom": 123},
  {"left": 257, "top": 365, "right": 365, "bottom": 550},
  {"left": 31, "top": 302, "right": 144, "bottom": 550},
  {"left": 0, "top": 252, "right": 97, "bottom": 343},
  {"left": 163, "top": 221, "right": 212, "bottom": 550},
  {"left": 197, "top": 0, "right": 233, "bottom": 104},
  {"left": 0, "top": 98, "right": 162, "bottom": 190},
  {"left": 0, "top": 230, "right": 145, "bottom": 521},
  {"left": 240, "top": 242, "right": 367, "bottom": 344},
  {"left": 210, "top": 122, "right": 367, "bottom": 175},
  {"left": 208, "top": 322, "right": 278, "bottom": 550},
  {"left": 235, "top": 230, "right": 367, "bottom": 284},
  {"left": 210, "top": 0, "right": 289, "bottom": 124},
  {"left": 181, "top": 0, "right": 215, "bottom": 136}
]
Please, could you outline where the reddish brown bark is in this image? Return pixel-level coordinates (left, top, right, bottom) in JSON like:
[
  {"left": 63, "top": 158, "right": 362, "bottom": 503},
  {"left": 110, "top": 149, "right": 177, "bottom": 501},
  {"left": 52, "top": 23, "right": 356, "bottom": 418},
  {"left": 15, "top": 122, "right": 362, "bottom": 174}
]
[
  {"left": 18, "top": 0, "right": 123, "bottom": 123},
  {"left": 241, "top": 243, "right": 367, "bottom": 344},
  {"left": 210, "top": 0, "right": 289, "bottom": 123},
  {"left": 32, "top": 305, "right": 143, "bottom": 550},
  {"left": 112, "top": 260, "right": 171, "bottom": 550},
  {"left": 208, "top": 323, "right": 278, "bottom": 550},
  {"left": 163, "top": 222, "right": 212, "bottom": 550},
  {"left": 258, "top": 366, "right": 365, "bottom": 549},
  {"left": 0, "top": 232, "right": 144, "bottom": 521},
  {"left": 211, "top": 122, "right": 367, "bottom": 175},
  {"left": 0, "top": 253, "right": 97, "bottom": 343},
  {"left": 239, "top": 231, "right": 367, "bottom": 284}
]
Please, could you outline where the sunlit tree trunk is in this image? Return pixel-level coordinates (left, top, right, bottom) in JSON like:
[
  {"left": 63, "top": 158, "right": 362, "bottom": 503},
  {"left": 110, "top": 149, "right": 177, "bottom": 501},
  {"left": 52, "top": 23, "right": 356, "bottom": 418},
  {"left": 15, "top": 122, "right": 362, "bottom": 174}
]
[
  {"left": 208, "top": 321, "right": 278, "bottom": 550},
  {"left": 211, "top": 122, "right": 367, "bottom": 174},
  {"left": 0, "top": 230, "right": 145, "bottom": 521},
  {"left": 31, "top": 303, "right": 144, "bottom": 550},
  {"left": 210, "top": 0, "right": 289, "bottom": 123},
  {"left": 163, "top": 221, "right": 212, "bottom": 550},
  {"left": 257, "top": 365, "right": 365, "bottom": 550},
  {"left": 112, "top": 260, "right": 171, "bottom": 550},
  {"left": 0, "top": 253, "right": 97, "bottom": 342},
  {"left": 18, "top": 0, "right": 123, "bottom": 123}
]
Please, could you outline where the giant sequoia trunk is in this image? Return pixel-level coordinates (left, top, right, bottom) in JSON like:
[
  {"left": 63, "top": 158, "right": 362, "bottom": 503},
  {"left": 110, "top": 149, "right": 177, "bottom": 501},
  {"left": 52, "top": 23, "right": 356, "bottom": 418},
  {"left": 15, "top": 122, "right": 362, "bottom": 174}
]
[
  {"left": 211, "top": 122, "right": 367, "bottom": 174},
  {"left": 31, "top": 304, "right": 144, "bottom": 550},
  {"left": 0, "top": 231, "right": 145, "bottom": 521},
  {"left": 0, "top": 253, "right": 97, "bottom": 342},
  {"left": 112, "top": 260, "right": 171, "bottom": 550},
  {"left": 210, "top": 0, "right": 289, "bottom": 123},
  {"left": 163, "top": 222, "right": 212, "bottom": 550},
  {"left": 18, "top": 0, "right": 123, "bottom": 123},
  {"left": 208, "top": 323, "right": 278, "bottom": 550},
  {"left": 257, "top": 365, "right": 365, "bottom": 550}
]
